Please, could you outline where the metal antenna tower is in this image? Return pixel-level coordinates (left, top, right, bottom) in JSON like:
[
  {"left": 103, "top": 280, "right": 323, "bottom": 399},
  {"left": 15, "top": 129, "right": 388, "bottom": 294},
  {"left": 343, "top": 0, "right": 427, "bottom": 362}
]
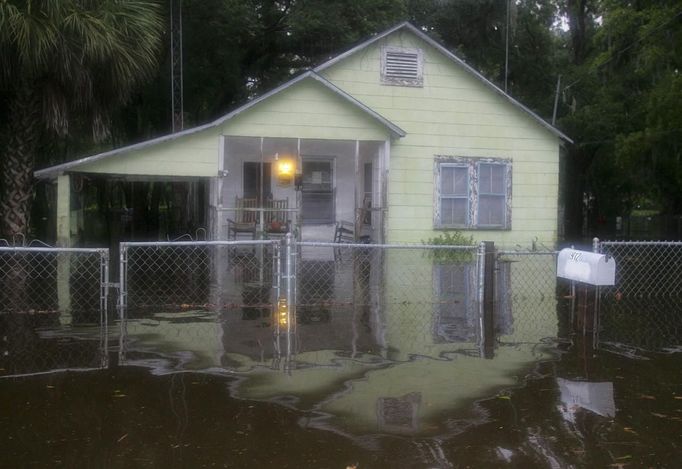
[{"left": 170, "top": 0, "right": 184, "bottom": 132}]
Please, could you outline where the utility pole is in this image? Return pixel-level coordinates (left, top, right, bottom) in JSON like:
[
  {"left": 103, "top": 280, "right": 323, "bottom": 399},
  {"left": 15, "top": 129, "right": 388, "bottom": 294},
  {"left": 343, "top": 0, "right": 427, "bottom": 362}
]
[
  {"left": 504, "top": 0, "right": 510, "bottom": 92},
  {"left": 552, "top": 75, "right": 562, "bottom": 125},
  {"left": 170, "top": 0, "right": 184, "bottom": 132}
]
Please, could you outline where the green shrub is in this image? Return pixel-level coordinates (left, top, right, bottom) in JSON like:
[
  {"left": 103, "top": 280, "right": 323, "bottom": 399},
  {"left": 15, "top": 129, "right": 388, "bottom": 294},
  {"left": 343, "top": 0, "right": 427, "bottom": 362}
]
[{"left": 422, "top": 231, "right": 475, "bottom": 263}]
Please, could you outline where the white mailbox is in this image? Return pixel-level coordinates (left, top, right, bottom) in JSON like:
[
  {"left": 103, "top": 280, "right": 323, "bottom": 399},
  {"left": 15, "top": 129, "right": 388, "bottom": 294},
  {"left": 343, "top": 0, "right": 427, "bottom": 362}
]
[{"left": 557, "top": 248, "right": 616, "bottom": 286}]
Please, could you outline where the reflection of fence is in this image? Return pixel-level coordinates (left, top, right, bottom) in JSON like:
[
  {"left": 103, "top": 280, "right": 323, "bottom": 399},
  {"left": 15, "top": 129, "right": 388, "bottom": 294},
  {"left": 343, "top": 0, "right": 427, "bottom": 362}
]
[{"left": 0, "top": 246, "right": 109, "bottom": 377}]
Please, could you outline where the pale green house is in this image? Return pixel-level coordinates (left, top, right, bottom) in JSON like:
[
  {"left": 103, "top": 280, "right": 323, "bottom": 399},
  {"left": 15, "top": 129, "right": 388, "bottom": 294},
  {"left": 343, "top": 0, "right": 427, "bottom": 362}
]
[{"left": 36, "top": 22, "right": 571, "bottom": 247}]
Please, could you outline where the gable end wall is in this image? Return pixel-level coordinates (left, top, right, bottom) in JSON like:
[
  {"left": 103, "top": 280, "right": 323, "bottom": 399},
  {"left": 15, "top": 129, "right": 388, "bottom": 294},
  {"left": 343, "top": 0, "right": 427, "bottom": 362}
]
[{"left": 320, "top": 30, "right": 561, "bottom": 247}]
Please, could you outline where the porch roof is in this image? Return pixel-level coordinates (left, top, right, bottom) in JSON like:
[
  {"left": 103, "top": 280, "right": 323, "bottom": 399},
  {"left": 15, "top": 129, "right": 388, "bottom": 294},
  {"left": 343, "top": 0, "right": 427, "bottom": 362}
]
[{"left": 35, "top": 71, "right": 405, "bottom": 180}]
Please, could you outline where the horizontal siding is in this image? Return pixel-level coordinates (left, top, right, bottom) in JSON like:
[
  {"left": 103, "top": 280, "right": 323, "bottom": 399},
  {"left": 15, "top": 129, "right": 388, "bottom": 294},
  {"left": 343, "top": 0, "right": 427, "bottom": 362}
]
[
  {"left": 78, "top": 128, "right": 221, "bottom": 177},
  {"left": 221, "top": 79, "right": 390, "bottom": 141},
  {"left": 321, "top": 29, "right": 562, "bottom": 248}
]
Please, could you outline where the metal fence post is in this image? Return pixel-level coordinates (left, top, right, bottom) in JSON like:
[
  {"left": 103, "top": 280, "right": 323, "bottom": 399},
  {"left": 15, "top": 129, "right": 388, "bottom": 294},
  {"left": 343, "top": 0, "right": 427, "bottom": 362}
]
[
  {"left": 284, "top": 233, "right": 295, "bottom": 337},
  {"left": 118, "top": 244, "right": 128, "bottom": 364},
  {"left": 592, "top": 237, "right": 601, "bottom": 335},
  {"left": 100, "top": 250, "right": 110, "bottom": 367},
  {"left": 477, "top": 241, "right": 486, "bottom": 328},
  {"left": 275, "top": 234, "right": 295, "bottom": 344},
  {"left": 476, "top": 241, "right": 495, "bottom": 359}
]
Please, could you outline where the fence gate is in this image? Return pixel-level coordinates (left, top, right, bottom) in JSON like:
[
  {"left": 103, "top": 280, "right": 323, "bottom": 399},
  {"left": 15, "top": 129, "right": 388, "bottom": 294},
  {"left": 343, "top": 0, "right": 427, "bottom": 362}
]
[
  {"left": 117, "top": 239, "right": 280, "bottom": 365},
  {"left": 0, "top": 246, "right": 109, "bottom": 377}
]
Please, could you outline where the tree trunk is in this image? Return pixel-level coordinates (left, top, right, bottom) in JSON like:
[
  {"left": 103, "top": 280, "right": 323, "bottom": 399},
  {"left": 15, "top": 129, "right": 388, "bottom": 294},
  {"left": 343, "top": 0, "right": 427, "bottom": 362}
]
[{"left": 0, "top": 86, "right": 41, "bottom": 241}]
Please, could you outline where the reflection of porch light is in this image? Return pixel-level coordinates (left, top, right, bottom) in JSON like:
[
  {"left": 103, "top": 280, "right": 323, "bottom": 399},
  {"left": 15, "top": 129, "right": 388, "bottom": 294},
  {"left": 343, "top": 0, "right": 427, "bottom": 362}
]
[
  {"left": 277, "top": 297, "right": 289, "bottom": 326},
  {"left": 275, "top": 153, "right": 295, "bottom": 186}
]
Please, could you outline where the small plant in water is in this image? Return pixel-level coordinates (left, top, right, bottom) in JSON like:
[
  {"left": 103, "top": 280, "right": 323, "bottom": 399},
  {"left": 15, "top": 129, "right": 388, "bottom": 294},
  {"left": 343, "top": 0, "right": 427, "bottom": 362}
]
[{"left": 423, "top": 231, "right": 475, "bottom": 263}]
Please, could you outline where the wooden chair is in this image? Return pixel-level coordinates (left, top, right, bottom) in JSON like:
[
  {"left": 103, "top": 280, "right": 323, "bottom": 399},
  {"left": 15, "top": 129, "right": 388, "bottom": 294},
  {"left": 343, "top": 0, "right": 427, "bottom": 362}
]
[
  {"left": 227, "top": 197, "right": 258, "bottom": 240},
  {"left": 264, "top": 198, "right": 291, "bottom": 238},
  {"left": 334, "top": 220, "right": 355, "bottom": 243}
]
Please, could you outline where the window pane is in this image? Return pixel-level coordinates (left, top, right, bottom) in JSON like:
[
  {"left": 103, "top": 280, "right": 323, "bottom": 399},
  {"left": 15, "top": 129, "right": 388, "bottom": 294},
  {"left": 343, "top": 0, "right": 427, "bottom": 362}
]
[
  {"left": 441, "top": 198, "right": 467, "bottom": 225},
  {"left": 441, "top": 166, "right": 467, "bottom": 196},
  {"left": 478, "top": 195, "right": 505, "bottom": 226},
  {"left": 302, "top": 161, "right": 333, "bottom": 191},
  {"left": 479, "top": 164, "right": 505, "bottom": 194}
]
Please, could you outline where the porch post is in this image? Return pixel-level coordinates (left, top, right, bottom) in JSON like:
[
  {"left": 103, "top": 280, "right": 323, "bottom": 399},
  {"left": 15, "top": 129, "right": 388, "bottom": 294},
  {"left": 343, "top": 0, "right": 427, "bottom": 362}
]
[
  {"left": 354, "top": 140, "right": 360, "bottom": 240},
  {"left": 56, "top": 174, "right": 72, "bottom": 325},
  {"left": 381, "top": 140, "right": 391, "bottom": 244},
  {"left": 56, "top": 174, "right": 71, "bottom": 247},
  {"left": 208, "top": 176, "right": 220, "bottom": 240}
]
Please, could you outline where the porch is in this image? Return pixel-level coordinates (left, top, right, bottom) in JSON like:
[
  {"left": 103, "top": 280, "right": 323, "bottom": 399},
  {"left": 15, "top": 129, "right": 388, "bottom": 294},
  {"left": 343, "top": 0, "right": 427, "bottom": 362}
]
[{"left": 213, "top": 137, "right": 388, "bottom": 244}]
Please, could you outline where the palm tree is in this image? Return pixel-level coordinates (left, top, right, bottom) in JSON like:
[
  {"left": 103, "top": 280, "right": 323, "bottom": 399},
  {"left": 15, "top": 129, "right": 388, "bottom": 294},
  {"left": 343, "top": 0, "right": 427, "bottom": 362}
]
[{"left": 0, "top": 0, "right": 164, "bottom": 241}]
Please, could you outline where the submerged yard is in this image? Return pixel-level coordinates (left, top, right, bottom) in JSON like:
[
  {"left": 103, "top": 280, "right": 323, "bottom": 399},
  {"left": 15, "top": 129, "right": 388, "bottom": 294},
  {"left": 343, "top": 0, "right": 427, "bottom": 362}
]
[
  {"left": 1, "top": 242, "right": 681, "bottom": 468},
  {"left": 1, "top": 305, "right": 681, "bottom": 468}
]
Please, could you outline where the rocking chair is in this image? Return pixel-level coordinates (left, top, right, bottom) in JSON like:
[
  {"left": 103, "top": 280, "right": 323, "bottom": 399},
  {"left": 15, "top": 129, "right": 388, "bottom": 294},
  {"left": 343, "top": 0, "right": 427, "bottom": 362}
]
[
  {"left": 227, "top": 197, "right": 258, "bottom": 240},
  {"left": 264, "top": 198, "right": 291, "bottom": 239}
]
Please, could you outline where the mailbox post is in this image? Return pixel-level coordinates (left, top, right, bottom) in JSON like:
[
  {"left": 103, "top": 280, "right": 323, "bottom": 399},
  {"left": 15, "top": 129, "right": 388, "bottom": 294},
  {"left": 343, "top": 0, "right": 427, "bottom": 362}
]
[{"left": 557, "top": 248, "right": 616, "bottom": 346}]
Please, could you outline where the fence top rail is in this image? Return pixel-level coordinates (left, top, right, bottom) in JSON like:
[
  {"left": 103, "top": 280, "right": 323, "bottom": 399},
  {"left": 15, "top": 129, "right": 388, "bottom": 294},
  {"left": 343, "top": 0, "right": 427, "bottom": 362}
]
[
  {"left": 601, "top": 240, "right": 682, "bottom": 246},
  {"left": 497, "top": 250, "right": 559, "bottom": 256},
  {"left": 0, "top": 246, "right": 108, "bottom": 254},
  {"left": 298, "top": 241, "right": 477, "bottom": 250},
  {"left": 120, "top": 240, "right": 276, "bottom": 248}
]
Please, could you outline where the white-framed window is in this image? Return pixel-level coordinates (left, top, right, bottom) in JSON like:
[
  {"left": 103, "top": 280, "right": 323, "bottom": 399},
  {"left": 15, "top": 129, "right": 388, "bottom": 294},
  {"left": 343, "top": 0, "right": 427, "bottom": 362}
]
[
  {"left": 435, "top": 157, "right": 512, "bottom": 229},
  {"left": 381, "top": 46, "right": 423, "bottom": 87}
]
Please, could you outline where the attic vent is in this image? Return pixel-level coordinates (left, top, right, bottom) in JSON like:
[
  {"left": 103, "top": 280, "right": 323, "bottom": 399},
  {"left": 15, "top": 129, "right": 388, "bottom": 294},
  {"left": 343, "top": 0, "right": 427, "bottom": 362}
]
[{"left": 381, "top": 46, "right": 423, "bottom": 87}]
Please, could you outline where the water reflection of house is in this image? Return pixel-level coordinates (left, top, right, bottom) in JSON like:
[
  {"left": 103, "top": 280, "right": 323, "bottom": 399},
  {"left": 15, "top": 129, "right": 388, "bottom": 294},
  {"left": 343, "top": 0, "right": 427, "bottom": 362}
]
[
  {"left": 120, "top": 252, "right": 562, "bottom": 437},
  {"left": 557, "top": 378, "right": 615, "bottom": 424}
]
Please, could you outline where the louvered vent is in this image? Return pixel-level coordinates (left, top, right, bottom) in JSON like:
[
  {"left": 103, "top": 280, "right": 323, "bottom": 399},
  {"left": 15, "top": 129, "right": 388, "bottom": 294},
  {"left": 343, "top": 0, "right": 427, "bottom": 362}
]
[{"left": 381, "top": 47, "right": 423, "bottom": 86}]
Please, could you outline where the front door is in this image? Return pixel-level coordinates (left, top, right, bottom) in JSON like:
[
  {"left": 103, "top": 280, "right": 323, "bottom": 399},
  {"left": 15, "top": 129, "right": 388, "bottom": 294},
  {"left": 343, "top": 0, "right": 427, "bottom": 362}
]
[{"left": 301, "top": 158, "right": 334, "bottom": 224}]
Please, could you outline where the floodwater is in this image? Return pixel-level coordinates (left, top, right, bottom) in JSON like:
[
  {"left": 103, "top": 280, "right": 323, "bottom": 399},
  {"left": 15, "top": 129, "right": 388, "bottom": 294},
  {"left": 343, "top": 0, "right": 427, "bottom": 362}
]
[{"left": 1, "top": 296, "right": 681, "bottom": 469}]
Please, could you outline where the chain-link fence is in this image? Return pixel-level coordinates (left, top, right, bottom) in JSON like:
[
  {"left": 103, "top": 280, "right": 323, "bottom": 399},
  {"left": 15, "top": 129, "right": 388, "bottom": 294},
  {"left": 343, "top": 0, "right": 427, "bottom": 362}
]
[
  {"left": 495, "top": 250, "right": 570, "bottom": 344},
  {"left": 0, "top": 246, "right": 109, "bottom": 378},
  {"left": 597, "top": 241, "right": 682, "bottom": 298},
  {"left": 296, "top": 242, "right": 480, "bottom": 359},
  {"left": 118, "top": 239, "right": 577, "bottom": 368},
  {"left": 596, "top": 240, "right": 682, "bottom": 351},
  {"left": 119, "top": 240, "right": 278, "bottom": 318}
]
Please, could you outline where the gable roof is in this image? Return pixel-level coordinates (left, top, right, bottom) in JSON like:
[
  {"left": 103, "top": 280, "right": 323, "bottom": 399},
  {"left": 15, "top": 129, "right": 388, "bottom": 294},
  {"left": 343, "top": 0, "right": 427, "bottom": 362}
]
[
  {"left": 315, "top": 22, "right": 572, "bottom": 143},
  {"left": 35, "top": 71, "right": 405, "bottom": 178},
  {"left": 36, "top": 22, "right": 570, "bottom": 179}
]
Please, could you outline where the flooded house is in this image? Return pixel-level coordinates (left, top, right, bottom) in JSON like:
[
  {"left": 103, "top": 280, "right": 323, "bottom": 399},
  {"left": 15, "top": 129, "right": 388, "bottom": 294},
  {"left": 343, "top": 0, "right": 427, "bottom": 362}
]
[
  {"left": 35, "top": 21, "right": 571, "bottom": 249},
  {"left": 21, "top": 22, "right": 571, "bottom": 431}
]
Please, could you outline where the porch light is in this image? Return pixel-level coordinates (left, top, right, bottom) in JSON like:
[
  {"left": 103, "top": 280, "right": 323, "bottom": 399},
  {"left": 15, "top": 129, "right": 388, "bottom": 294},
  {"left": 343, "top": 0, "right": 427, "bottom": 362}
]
[{"left": 275, "top": 153, "right": 295, "bottom": 186}]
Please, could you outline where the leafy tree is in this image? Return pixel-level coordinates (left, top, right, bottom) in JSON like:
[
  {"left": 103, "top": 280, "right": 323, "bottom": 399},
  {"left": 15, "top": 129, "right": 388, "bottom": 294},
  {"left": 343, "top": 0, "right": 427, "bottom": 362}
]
[
  {"left": 559, "top": 0, "right": 682, "bottom": 234},
  {"left": 0, "top": 0, "right": 164, "bottom": 240}
]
